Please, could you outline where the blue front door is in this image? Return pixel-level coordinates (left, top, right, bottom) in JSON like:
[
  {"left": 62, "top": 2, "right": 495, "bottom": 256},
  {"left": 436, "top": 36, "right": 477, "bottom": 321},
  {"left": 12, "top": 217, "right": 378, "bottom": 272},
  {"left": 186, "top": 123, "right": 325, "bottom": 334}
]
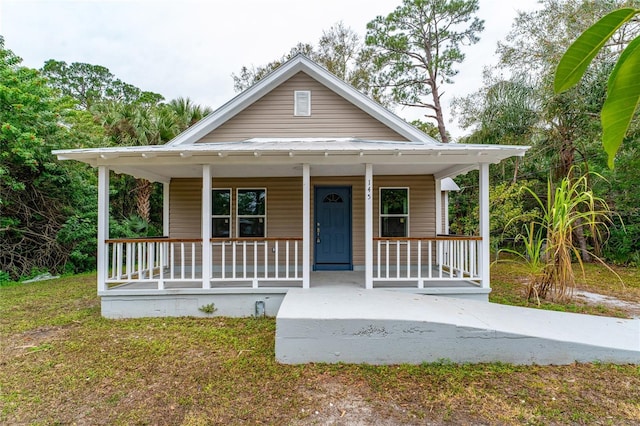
[{"left": 314, "top": 186, "right": 352, "bottom": 270}]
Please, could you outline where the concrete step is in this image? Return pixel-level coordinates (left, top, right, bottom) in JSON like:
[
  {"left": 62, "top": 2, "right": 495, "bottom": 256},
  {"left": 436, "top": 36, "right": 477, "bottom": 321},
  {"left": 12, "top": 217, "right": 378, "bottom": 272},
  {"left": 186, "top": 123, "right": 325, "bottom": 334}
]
[{"left": 275, "top": 288, "right": 640, "bottom": 365}]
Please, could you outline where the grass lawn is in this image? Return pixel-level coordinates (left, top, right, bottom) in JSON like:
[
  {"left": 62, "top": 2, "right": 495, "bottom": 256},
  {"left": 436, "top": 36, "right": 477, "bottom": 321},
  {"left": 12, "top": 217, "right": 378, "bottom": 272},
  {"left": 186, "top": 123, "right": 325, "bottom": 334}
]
[{"left": 1, "top": 265, "right": 639, "bottom": 425}]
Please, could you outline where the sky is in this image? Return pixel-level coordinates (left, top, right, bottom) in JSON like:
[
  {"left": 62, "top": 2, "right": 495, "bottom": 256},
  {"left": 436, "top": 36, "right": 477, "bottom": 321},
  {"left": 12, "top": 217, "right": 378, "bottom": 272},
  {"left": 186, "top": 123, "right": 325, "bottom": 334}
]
[{"left": 0, "top": 0, "right": 541, "bottom": 139}]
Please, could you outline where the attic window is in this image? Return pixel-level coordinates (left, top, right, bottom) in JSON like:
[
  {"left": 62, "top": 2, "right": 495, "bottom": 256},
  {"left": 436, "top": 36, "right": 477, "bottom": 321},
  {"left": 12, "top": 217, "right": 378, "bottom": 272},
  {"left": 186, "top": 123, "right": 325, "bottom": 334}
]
[{"left": 294, "top": 90, "right": 311, "bottom": 116}]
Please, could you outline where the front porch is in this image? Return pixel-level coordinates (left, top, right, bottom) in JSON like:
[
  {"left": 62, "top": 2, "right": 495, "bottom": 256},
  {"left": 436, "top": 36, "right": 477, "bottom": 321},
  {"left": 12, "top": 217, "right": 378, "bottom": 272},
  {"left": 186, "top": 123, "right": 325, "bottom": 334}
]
[
  {"left": 99, "top": 235, "right": 489, "bottom": 318},
  {"left": 103, "top": 235, "right": 485, "bottom": 291}
]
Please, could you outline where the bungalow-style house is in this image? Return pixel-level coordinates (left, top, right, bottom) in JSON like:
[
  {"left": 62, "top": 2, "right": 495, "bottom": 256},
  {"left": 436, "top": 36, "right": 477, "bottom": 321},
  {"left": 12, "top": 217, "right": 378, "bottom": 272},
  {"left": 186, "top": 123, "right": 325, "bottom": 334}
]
[{"left": 54, "top": 55, "right": 528, "bottom": 318}]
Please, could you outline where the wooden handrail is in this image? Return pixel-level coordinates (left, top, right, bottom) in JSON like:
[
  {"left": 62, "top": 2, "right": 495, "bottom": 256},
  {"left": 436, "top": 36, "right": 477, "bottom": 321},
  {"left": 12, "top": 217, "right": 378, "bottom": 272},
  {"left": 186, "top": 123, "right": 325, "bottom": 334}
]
[
  {"left": 210, "top": 237, "right": 303, "bottom": 242},
  {"left": 106, "top": 237, "right": 304, "bottom": 243},
  {"left": 373, "top": 236, "right": 482, "bottom": 241},
  {"left": 105, "top": 237, "right": 202, "bottom": 244}
]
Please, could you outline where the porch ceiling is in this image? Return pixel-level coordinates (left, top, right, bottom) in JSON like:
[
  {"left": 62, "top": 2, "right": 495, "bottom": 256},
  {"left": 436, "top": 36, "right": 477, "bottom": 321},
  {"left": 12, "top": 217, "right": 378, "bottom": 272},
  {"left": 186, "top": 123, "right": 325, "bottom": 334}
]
[{"left": 54, "top": 138, "right": 529, "bottom": 183}]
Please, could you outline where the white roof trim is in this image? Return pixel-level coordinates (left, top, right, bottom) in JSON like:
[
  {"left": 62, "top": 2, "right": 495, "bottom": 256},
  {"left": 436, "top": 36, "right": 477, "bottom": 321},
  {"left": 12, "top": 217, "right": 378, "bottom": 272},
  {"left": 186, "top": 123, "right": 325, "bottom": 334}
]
[{"left": 165, "top": 54, "right": 437, "bottom": 147}]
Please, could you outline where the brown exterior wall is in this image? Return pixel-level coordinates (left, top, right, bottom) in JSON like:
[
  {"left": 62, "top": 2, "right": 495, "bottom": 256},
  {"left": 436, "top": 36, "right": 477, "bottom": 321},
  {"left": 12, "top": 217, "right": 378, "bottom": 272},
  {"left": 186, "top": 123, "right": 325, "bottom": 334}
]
[
  {"left": 169, "top": 175, "right": 435, "bottom": 267},
  {"left": 199, "top": 72, "right": 409, "bottom": 142}
]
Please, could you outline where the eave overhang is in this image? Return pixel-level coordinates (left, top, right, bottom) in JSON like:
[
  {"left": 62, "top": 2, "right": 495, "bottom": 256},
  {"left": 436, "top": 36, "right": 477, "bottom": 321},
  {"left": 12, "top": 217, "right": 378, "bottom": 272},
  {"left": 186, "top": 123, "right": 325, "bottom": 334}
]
[{"left": 54, "top": 138, "right": 529, "bottom": 183}]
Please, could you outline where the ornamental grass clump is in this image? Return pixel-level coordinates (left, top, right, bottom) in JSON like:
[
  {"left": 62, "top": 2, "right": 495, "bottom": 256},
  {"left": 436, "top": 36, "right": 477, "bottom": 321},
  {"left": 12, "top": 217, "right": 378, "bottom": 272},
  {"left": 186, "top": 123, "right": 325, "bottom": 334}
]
[{"left": 517, "top": 172, "right": 616, "bottom": 302}]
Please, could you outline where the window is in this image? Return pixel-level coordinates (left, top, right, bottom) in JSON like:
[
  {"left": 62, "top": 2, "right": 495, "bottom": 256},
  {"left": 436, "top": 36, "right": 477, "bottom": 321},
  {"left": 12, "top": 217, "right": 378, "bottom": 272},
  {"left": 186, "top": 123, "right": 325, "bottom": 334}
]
[
  {"left": 237, "top": 189, "right": 266, "bottom": 237},
  {"left": 380, "top": 188, "right": 409, "bottom": 237},
  {"left": 294, "top": 90, "right": 311, "bottom": 116},
  {"left": 212, "top": 189, "right": 231, "bottom": 237}
]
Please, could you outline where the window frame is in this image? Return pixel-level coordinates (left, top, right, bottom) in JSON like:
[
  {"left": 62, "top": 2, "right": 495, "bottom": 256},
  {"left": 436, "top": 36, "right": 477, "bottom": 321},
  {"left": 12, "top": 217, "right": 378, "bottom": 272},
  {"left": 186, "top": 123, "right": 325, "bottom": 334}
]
[
  {"left": 379, "top": 187, "right": 409, "bottom": 238},
  {"left": 236, "top": 188, "right": 267, "bottom": 238},
  {"left": 294, "top": 90, "right": 311, "bottom": 117},
  {"left": 211, "top": 188, "right": 232, "bottom": 238}
]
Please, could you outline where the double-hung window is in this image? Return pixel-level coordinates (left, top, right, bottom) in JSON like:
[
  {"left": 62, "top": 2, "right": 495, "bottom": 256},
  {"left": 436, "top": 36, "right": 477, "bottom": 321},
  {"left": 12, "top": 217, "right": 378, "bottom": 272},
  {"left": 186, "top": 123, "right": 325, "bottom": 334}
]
[
  {"left": 380, "top": 188, "right": 409, "bottom": 237},
  {"left": 212, "top": 189, "right": 231, "bottom": 237},
  {"left": 237, "top": 189, "right": 266, "bottom": 237}
]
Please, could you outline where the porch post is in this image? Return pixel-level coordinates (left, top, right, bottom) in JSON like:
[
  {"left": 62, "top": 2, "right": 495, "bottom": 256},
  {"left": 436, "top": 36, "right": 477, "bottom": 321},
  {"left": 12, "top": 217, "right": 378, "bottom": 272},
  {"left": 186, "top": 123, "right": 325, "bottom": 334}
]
[
  {"left": 302, "top": 164, "right": 310, "bottom": 289},
  {"left": 97, "top": 166, "right": 109, "bottom": 293},
  {"left": 435, "top": 178, "right": 442, "bottom": 234},
  {"left": 479, "top": 163, "right": 490, "bottom": 288},
  {"left": 365, "top": 164, "right": 373, "bottom": 289},
  {"left": 163, "top": 181, "right": 170, "bottom": 237},
  {"left": 201, "top": 165, "right": 212, "bottom": 289}
]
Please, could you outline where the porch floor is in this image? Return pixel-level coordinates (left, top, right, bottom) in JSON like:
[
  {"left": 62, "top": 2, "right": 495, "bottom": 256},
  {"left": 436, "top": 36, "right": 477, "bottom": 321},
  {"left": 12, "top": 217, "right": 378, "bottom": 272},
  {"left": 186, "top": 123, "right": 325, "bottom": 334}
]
[
  {"left": 275, "top": 287, "right": 640, "bottom": 365},
  {"left": 107, "top": 270, "right": 481, "bottom": 291}
]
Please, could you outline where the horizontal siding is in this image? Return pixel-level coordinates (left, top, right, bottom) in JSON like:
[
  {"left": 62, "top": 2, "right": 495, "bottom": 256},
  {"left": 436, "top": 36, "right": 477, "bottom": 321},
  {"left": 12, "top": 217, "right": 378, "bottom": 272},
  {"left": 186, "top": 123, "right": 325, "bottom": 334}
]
[
  {"left": 200, "top": 72, "right": 409, "bottom": 142},
  {"left": 169, "top": 175, "right": 435, "bottom": 268}
]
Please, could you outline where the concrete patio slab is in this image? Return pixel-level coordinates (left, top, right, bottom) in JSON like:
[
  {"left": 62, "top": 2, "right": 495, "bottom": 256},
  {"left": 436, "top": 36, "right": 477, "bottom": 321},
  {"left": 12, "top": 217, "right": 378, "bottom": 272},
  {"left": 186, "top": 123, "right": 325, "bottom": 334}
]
[{"left": 275, "top": 287, "right": 640, "bottom": 365}]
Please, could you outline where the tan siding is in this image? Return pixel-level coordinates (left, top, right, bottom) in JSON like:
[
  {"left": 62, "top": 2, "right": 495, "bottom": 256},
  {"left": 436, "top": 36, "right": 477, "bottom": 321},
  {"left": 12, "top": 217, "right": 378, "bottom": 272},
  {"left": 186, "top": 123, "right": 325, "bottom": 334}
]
[
  {"left": 373, "top": 175, "right": 436, "bottom": 239},
  {"left": 200, "top": 72, "right": 409, "bottom": 142},
  {"left": 169, "top": 178, "right": 202, "bottom": 239},
  {"left": 169, "top": 175, "right": 436, "bottom": 268},
  {"left": 169, "top": 177, "right": 302, "bottom": 239}
]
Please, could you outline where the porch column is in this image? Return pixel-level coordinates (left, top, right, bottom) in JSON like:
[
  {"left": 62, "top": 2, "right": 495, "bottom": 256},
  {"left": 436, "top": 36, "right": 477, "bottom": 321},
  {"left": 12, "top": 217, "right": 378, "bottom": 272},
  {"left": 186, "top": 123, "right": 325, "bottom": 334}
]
[
  {"left": 163, "top": 181, "right": 170, "bottom": 236},
  {"left": 97, "top": 166, "right": 109, "bottom": 293},
  {"left": 365, "top": 164, "right": 373, "bottom": 289},
  {"left": 435, "top": 178, "right": 442, "bottom": 234},
  {"left": 478, "top": 163, "right": 490, "bottom": 288},
  {"left": 302, "top": 164, "right": 310, "bottom": 289},
  {"left": 201, "top": 165, "right": 212, "bottom": 289}
]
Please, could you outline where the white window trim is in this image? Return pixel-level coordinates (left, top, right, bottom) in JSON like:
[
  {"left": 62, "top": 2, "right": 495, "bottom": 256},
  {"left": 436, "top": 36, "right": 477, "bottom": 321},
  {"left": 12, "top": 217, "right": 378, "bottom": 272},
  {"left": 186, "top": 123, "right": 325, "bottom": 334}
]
[
  {"left": 379, "top": 187, "right": 410, "bottom": 238},
  {"left": 236, "top": 188, "right": 267, "bottom": 238},
  {"left": 211, "top": 188, "right": 232, "bottom": 238},
  {"left": 294, "top": 90, "right": 311, "bottom": 117}
]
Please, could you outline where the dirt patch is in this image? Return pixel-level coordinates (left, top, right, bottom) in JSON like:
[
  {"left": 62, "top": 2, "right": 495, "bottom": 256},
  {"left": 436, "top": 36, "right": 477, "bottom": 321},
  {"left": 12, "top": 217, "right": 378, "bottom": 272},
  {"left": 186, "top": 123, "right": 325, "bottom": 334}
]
[
  {"left": 575, "top": 290, "right": 640, "bottom": 318},
  {"left": 4, "top": 326, "right": 71, "bottom": 355},
  {"left": 293, "top": 375, "right": 428, "bottom": 426}
]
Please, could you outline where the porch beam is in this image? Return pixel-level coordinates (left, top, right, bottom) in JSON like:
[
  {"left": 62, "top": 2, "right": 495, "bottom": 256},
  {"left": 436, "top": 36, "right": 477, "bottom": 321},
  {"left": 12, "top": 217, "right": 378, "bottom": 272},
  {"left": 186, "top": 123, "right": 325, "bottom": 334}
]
[
  {"left": 365, "top": 164, "right": 373, "bottom": 289},
  {"left": 201, "top": 165, "right": 212, "bottom": 289},
  {"left": 302, "top": 164, "right": 310, "bottom": 289},
  {"left": 478, "top": 163, "right": 490, "bottom": 288},
  {"left": 97, "top": 166, "right": 109, "bottom": 292}
]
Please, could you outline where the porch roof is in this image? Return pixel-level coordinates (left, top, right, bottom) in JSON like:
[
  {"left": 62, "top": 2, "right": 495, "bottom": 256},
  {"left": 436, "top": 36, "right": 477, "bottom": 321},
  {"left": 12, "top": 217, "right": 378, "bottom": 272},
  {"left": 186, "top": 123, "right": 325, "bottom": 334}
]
[{"left": 54, "top": 137, "right": 528, "bottom": 183}]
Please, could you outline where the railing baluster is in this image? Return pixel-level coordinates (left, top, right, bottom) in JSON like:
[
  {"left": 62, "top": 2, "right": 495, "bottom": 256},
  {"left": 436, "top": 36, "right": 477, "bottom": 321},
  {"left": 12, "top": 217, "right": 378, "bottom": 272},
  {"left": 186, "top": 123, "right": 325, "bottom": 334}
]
[
  {"left": 376, "top": 240, "right": 381, "bottom": 279},
  {"left": 385, "top": 240, "right": 390, "bottom": 279},
  {"left": 275, "top": 241, "right": 279, "bottom": 279},
  {"left": 406, "top": 240, "right": 411, "bottom": 278},
  {"left": 253, "top": 241, "right": 258, "bottom": 281},
  {"left": 221, "top": 242, "right": 226, "bottom": 279},
  {"left": 264, "top": 241, "right": 268, "bottom": 279},
  {"left": 417, "top": 240, "right": 422, "bottom": 287},
  {"left": 285, "top": 241, "right": 290, "bottom": 279},
  {"left": 192, "top": 243, "right": 196, "bottom": 279},
  {"left": 242, "top": 241, "right": 247, "bottom": 279},
  {"left": 294, "top": 241, "right": 298, "bottom": 279}
]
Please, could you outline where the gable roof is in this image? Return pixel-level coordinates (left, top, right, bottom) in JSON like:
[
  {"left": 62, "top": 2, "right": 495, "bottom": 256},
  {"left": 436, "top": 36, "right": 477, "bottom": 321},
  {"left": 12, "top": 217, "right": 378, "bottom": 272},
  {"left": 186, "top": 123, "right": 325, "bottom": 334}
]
[{"left": 166, "top": 54, "right": 437, "bottom": 146}]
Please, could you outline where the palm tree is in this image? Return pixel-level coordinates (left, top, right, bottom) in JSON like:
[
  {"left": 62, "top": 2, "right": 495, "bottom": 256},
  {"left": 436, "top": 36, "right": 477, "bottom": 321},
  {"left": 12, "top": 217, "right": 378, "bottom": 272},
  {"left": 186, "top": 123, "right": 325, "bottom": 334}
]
[{"left": 167, "top": 97, "right": 212, "bottom": 131}]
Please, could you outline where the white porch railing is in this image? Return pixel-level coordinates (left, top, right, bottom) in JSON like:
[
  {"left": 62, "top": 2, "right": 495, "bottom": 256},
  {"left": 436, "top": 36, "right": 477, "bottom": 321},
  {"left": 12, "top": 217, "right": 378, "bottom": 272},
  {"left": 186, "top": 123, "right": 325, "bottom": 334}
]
[
  {"left": 105, "top": 236, "right": 480, "bottom": 290},
  {"left": 373, "top": 236, "right": 482, "bottom": 288},
  {"left": 105, "top": 237, "right": 303, "bottom": 289},
  {"left": 106, "top": 238, "right": 203, "bottom": 289},
  {"left": 210, "top": 238, "right": 303, "bottom": 288}
]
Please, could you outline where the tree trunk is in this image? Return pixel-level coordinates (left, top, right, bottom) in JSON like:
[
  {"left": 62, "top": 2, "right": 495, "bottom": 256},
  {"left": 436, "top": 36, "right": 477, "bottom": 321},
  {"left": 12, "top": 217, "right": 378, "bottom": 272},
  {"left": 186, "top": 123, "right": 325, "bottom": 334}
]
[
  {"left": 430, "top": 83, "right": 449, "bottom": 143},
  {"left": 136, "top": 179, "right": 152, "bottom": 223},
  {"left": 573, "top": 217, "right": 592, "bottom": 263}
]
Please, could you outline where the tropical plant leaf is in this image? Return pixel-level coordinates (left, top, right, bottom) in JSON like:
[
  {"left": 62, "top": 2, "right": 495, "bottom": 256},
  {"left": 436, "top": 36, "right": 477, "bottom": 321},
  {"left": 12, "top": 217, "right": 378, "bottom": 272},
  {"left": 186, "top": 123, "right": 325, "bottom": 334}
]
[
  {"left": 601, "top": 40, "right": 640, "bottom": 168},
  {"left": 554, "top": 8, "right": 637, "bottom": 93}
]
